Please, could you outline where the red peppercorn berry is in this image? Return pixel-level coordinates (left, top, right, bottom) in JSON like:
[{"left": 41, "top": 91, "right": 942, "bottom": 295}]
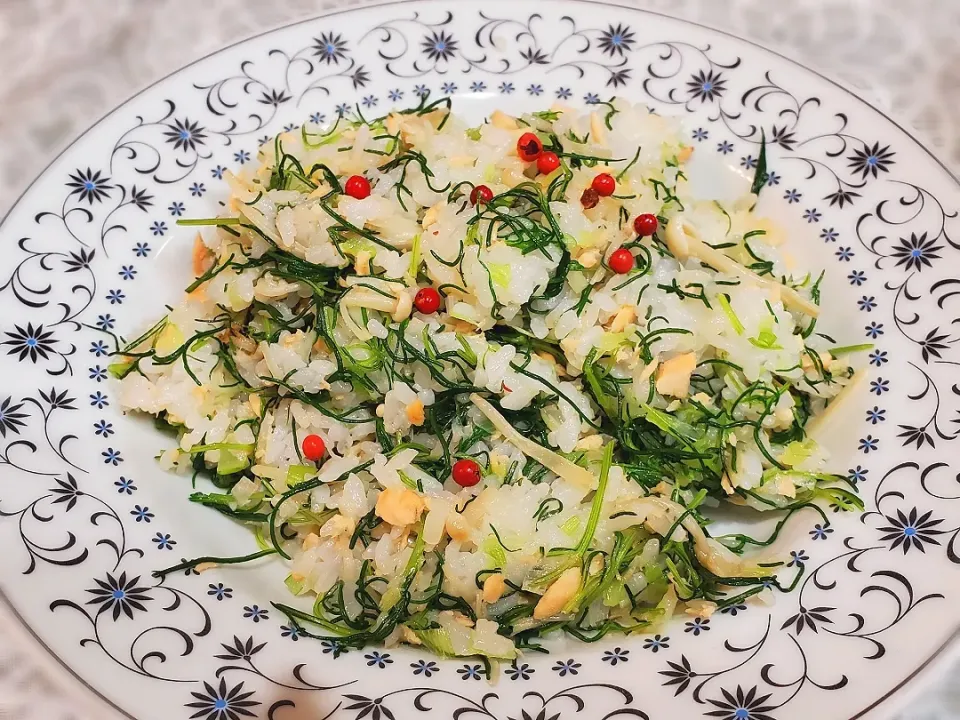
[
  {"left": 470, "top": 184, "right": 494, "bottom": 206},
  {"left": 608, "top": 248, "right": 635, "bottom": 274},
  {"left": 634, "top": 213, "right": 658, "bottom": 237},
  {"left": 344, "top": 175, "right": 371, "bottom": 199},
  {"left": 591, "top": 173, "right": 616, "bottom": 197},
  {"left": 452, "top": 458, "right": 481, "bottom": 488},
  {"left": 414, "top": 287, "right": 441, "bottom": 314},
  {"left": 302, "top": 434, "right": 326, "bottom": 462},
  {"left": 517, "top": 132, "right": 543, "bottom": 162},
  {"left": 536, "top": 151, "right": 560, "bottom": 175},
  {"left": 580, "top": 187, "right": 600, "bottom": 209}
]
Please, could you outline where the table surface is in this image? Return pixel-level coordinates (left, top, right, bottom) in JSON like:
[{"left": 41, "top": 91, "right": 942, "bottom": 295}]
[{"left": 0, "top": 1, "right": 957, "bottom": 719}]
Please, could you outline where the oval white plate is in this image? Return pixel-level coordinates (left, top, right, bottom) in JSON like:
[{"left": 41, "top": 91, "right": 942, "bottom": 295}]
[{"left": 2, "top": 2, "right": 959, "bottom": 719}]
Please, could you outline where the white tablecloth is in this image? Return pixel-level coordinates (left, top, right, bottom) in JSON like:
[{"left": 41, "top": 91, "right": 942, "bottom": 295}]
[{"left": 0, "top": 1, "right": 957, "bottom": 718}]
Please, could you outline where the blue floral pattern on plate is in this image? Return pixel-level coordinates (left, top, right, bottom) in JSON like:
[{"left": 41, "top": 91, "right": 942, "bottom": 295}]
[{"left": 0, "top": 3, "right": 959, "bottom": 720}]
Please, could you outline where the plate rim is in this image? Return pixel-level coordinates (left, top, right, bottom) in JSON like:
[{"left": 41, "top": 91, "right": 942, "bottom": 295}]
[{"left": 1, "top": 2, "right": 958, "bottom": 719}]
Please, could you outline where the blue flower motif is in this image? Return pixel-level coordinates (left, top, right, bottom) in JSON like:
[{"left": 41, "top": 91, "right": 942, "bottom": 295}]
[
  {"left": 94, "top": 419, "right": 113, "bottom": 437},
  {"left": 865, "top": 322, "right": 884, "bottom": 338},
  {"left": 527, "top": 83, "right": 543, "bottom": 96},
  {"left": 787, "top": 549, "right": 809, "bottom": 567},
  {"left": 90, "top": 340, "right": 108, "bottom": 356},
  {"left": 233, "top": 150, "right": 250, "bottom": 165},
  {"left": 783, "top": 188, "right": 802, "bottom": 203},
  {"left": 185, "top": 678, "right": 260, "bottom": 720},
  {"left": 859, "top": 435, "right": 879, "bottom": 453},
  {"left": 820, "top": 227, "right": 839, "bottom": 242},
  {"left": 684, "top": 618, "right": 711, "bottom": 636},
  {"left": 604, "top": 648, "right": 631, "bottom": 666},
  {"left": 441, "top": 82, "right": 457, "bottom": 95},
  {"left": 705, "top": 685, "right": 776, "bottom": 720},
  {"left": 766, "top": 171, "right": 781, "bottom": 186},
  {"left": 687, "top": 69, "right": 727, "bottom": 102},
  {"left": 4, "top": 331, "right": 51, "bottom": 365},
  {"left": 717, "top": 140, "right": 734, "bottom": 155},
  {"left": 365, "top": 651, "right": 393, "bottom": 668},
  {"left": 848, "top": 270, "right": 866, "bottom": 286},
  {"left": 153, "top": 532, "right": 175, "bottom": 550},
  {"left": 721, "top": 603, "right": 747, "bottom": 616},
  {"left": 131, "top": 505, "right": 153, "bottom": 522},
  {"left": 119, "top": 265, "right": 137, "bottom": 280},
  {"left": 499, "top": 82, "right": 515, "bottom": 94},
  {"left": 421, "top": 30, "right": 458, "bottom": 61},
  {"left": 207, "top": 583, "right": 232, "bottom": 600},
  {"left": 89, "top": 392, "right": 108, "bottom": 409},
  {"left": 106, "top": 289, "right": 125, "bottom": 304},
  {"left": 334, "top": 103, "right": 351, "bottom": 118},
  {"left": 280, "top": 624, "right": 301, "bottom": 641},
  {"left": 458, "top": 664, "right": 483, "bottom": 680},
  {"left": 102, "top": 448, "right": 122, "bottom": 465},
  {"left": 836, "top": 246, "right": 854, "bottom": 261},
  {"left": 411, "top": 659, "right": 438, "bottom": 677},
  {"left": 870, "top": 378, "right": 889, "bottom": 395},
  {"left": 362, "top": 95, "right": 378, "bottom": 108},
  {"left": 598, "top": 23, "right": 636, "bottom": 56},
  {"left": 134, "top": 243, "right": 151, "bottom": 257},
  {"left": 88, "top": 366, "right": 107, "bottom": 382},
  {"left": 85, "top": 571, "right": 152, "bottom": 621},
  {"left": 849, "top": 142, "right": 896, "bottom": 179},
  {"left": 310, "top": 111, "right": 327, "bottom": 124},
  {"left": 189, "top": 182, "right": 206, "bottom": 197},
  {"left": 869, "top": 349, "right": 888, "bottom": 366},
  {"left": 556, "top": 87, "right": 572, "bottom": 99},
  {"left": 96, "top": 314, "right": 115, "bottom": 330},
  {"left": 642, "top": 636, "right": 667, "bottom": 653},
  {"left": 866, "top": 406, "right": 886, "bottom": 424},
  {"left": 150, "top": 221, "right": 167, "bottom": 236},
  {"left": 282, "top": 123, "right": 299, "bottom": 133},
  {"left": 584, "top": 92, "right": 600, "bottom": 104},
  {"left": 469, "top": 81, "right": 487, "bottom": 93},
  {"left": 168, "top": 201, "right": 185, "bottom": 216},
  {"left": 311, "top": 32, "right": 348, "bottom": 65},
  {"left": 387, "top": 90, "right": 403, "bottom": 102},
  {"left": 66, "top": 168, "right": 113, "bottom": 204},
  {"left": 740, "top": 155, "right": 757, "bottom": 170},
  {"left": 849, "top": 465, "right": 869, "bottom": 483},
  {"left": 858, "top": 296, "right": 877, "bottom": 312},
  {"left": 803, "top": 208, "right": 822, "bottom": 223},
  {"left": 242, "top": 605, "right": 267, "bottom": 622},
  {"left": 413, "top": 84, "right": 429, "bottom": 97},
  {"left": 321, "top": 639, "right": 349, "bottom": 658},
  {"left": 115, "top": 477, "right": 136, "bottom": 494},
  {"left": 692, "top": 128, "right": 709, "bottom": 141},
  {"left": 162, "top": 118, "right": 207, "bottom": 153},
  {"left": 3, "top": 323, "right": 59, "bottom": 363},
  {"left": 810, "top": 523, "right": 834, "bottom": 540},
  {"left": 879, "top": 508, "right": 946, "bottom": 554},
  {"left": 505, "top": 661, "right": 534, "bottom": 680},
  {"left": 553, "top": 659, "right": 581, "bottom": 676},
  {"left": 208, "top": 165, "right": 224, "bottom": 180}
]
